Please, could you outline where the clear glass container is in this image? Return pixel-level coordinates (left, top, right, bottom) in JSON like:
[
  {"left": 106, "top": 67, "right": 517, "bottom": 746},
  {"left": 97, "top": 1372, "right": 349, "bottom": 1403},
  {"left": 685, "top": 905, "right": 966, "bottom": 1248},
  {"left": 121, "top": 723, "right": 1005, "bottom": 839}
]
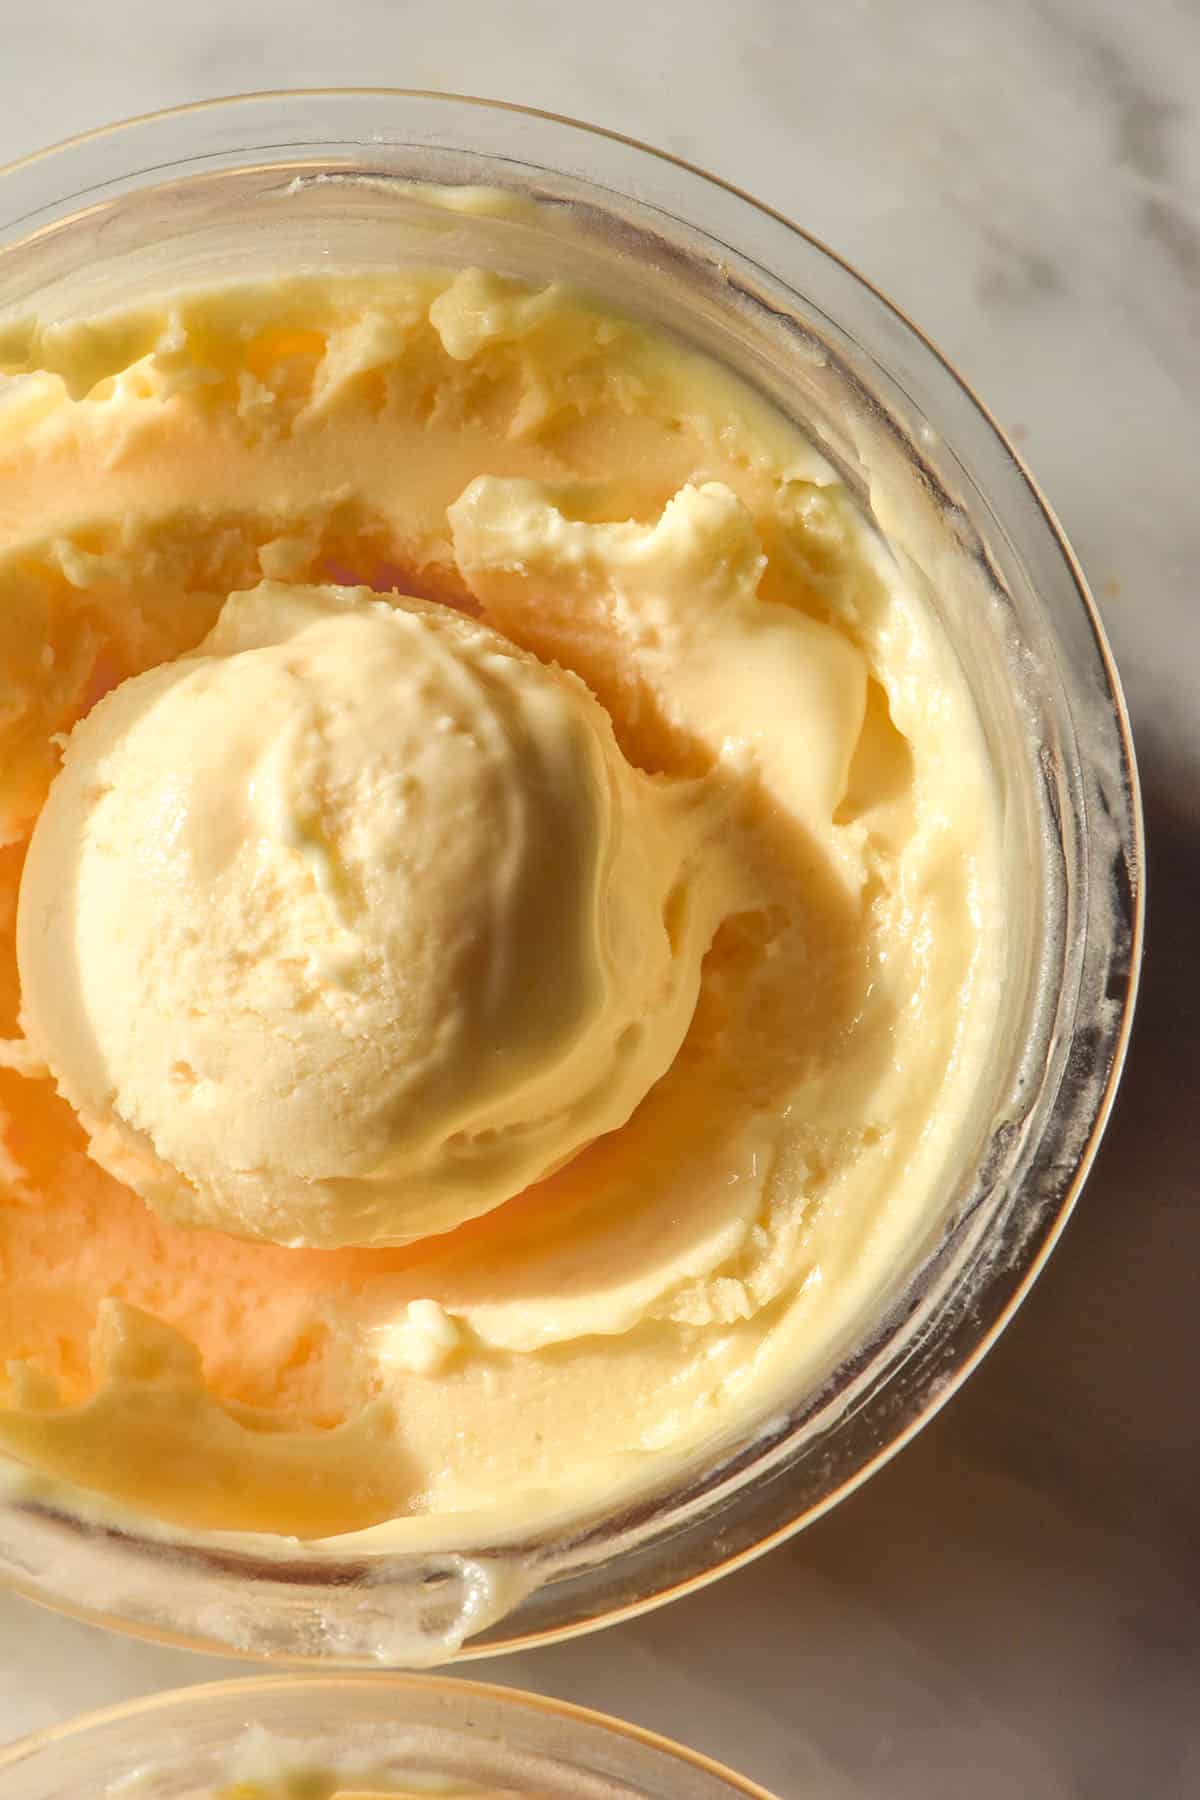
[
  {"left": 0, "top": 1674, "right": 775, "bottom": 1797},
  {"left": 0, "top": 91, "right": 1142, "bottom": 1664}
]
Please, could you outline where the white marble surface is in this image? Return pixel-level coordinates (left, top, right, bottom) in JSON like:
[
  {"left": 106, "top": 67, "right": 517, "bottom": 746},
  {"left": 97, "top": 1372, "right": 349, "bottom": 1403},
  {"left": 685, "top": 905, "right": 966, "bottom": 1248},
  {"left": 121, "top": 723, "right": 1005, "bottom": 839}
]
[{"left": 1, "top": 2, "right": 1198, "bottom": 1794}]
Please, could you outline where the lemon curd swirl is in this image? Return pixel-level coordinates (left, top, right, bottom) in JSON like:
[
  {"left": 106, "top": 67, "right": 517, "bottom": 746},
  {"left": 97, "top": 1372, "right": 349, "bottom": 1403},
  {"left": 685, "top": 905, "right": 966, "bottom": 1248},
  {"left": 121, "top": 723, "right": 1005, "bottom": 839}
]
[{"left": 0, "top": 269, "right": 999, "bottom": 1543}]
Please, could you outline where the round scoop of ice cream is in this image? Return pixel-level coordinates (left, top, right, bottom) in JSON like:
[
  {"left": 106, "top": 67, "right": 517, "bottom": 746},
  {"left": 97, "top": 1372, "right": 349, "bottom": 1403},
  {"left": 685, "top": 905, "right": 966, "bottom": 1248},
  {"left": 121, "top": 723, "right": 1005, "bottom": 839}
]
[{"left": 16, "top": 581, "right": 711, "bottom": 1247}]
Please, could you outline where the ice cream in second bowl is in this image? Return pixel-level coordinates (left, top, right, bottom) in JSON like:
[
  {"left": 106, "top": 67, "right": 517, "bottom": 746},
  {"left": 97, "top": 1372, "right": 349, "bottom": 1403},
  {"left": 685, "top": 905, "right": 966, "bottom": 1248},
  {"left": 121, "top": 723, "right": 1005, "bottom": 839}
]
[{"left": 0, "top": 263, "right": 1000, "bottom": 1548}]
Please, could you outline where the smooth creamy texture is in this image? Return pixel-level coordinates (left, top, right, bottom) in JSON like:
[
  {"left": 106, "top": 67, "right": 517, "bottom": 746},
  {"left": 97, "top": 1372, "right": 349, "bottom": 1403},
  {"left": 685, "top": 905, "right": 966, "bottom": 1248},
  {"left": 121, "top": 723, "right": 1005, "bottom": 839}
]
[
  {"left": 18, "top": 580, "right": 712, "bottom": 1246},
  {"left": 0, "top": 268, "right": 1000, "bottom": 1541},
  {"left": 213, "top": 1785, "right": 489, "bottom": 1799},
  {"left": 207, "top": 1765, "right": 492, "bottom": 1798},
  {"left": 177, "top": 1726, "right": 510, "bottom": 1799}
]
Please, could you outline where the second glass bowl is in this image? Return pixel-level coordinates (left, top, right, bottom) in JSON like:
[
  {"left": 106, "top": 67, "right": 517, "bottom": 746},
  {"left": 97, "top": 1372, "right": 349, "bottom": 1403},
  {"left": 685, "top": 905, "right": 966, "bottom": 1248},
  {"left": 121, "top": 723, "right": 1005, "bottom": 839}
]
[{"left": 0, "top": 1674, "right": 776, "bottom": 1798}]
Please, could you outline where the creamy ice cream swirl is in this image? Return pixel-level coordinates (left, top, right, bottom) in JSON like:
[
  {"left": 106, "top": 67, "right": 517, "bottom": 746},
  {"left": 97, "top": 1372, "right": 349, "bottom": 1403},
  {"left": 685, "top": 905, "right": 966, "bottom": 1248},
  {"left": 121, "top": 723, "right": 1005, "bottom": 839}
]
[
  {"left": 17, "top": 581, "right": 713, "bottom": 1247},
  {"left": 0, "top": 268, "right": 1000, "bottom": 1541}
]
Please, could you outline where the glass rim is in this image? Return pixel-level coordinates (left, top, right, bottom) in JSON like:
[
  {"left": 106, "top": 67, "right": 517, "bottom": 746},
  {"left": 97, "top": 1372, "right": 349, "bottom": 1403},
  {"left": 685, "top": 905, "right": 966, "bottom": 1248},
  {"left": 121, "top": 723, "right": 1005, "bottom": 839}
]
[{"left": 0, "top": 88, "right": 1145, "bottom": 1662}]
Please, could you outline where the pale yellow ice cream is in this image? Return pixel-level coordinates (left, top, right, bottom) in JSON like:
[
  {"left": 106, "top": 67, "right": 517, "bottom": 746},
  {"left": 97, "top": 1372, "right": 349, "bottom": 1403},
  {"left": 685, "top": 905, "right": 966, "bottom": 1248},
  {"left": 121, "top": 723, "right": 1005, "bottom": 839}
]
[
  {"left": 211, "top": 1756, "right": 495, "bottom": 1799},
  {"left": 17, "top": 580, "right": 713, "bottom": 1247},
  {"left": 215, "top": 1784, "right": 491, "bottom": 1799},
  {"left": 0, "top": 268, "right": 1001, "bottom": 1542}
]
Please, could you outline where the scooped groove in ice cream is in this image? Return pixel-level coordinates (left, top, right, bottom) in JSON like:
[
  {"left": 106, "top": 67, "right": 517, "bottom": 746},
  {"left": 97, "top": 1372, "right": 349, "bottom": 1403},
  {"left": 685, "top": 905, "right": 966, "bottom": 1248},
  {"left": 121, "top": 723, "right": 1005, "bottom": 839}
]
[
  {"left": 17, "top": 581, "right": 714, "bottom": 1247},
  {"left": 0, "top": 267, "right": 1001, "bottom": 1542}
]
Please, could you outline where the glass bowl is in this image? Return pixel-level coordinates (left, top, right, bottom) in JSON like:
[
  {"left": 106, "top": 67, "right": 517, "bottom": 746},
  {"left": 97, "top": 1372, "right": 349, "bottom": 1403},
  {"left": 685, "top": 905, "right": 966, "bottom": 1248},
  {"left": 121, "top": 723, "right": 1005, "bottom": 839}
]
[
  {"left": 0, "top": 1674, "right": 775, "bottom": 1796},
  {"left": 0, "top": 90, "right": 1142, "bottom": 1664}
]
